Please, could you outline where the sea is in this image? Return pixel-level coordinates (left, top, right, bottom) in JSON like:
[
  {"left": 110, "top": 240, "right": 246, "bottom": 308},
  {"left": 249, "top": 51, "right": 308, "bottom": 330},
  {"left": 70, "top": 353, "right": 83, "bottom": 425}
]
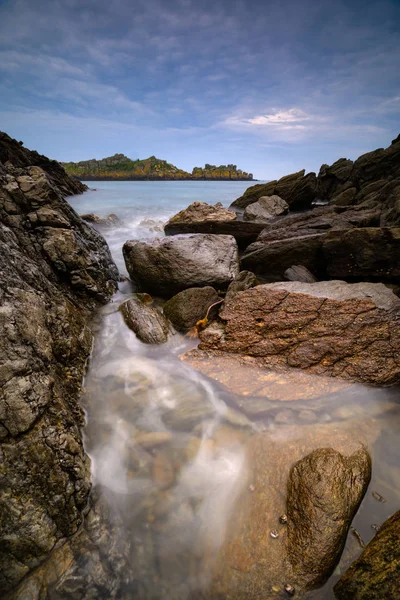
[{"left": 65, "top": 181, "right": 399, "bottom": 600}]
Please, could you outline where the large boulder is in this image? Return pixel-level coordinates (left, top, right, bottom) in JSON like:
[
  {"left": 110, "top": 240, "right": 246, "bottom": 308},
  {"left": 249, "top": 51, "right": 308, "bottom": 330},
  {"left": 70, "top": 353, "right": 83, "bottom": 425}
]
[
  {"left": 165, "top": 201, "right": 236, "bottom": 226},
  {"left": 163, "top": 286, "right": 220, "bottom": 331},
  {"left": 120, "top": 294, "right": 172, "bottom": 343},
  {"left": 287, "top": 447, "right": 371, "bottom": 589},
  {"left": 0, "top": 133, "right": 119, "bottom": 593},
  {"left": 334, "top": 510, "right": 400, "bottom": 600},
  {"left": 323, "top": 227, "right": 400, "bottom": 283},
  {"left": 243, "top": 195, "right": 288, "bottom": 222},
  {"left": 123, "top": 234, "right": 239, "bottom": 296},
  {"left": 197, "top": 280, "right": 400, "bottom": 385},
  {"left": 230, "top": 180, "right": 277, "bottom": 210}
]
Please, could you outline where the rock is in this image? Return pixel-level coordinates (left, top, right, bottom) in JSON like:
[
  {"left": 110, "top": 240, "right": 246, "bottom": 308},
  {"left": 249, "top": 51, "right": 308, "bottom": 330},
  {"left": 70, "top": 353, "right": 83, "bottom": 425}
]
[
  {"left": 200, "top": 419, "right": 377, "bottom": 599},
  {"left": 323, "top": 227, "right": 400, "bottom": 283},
  {"left": 225, "top": 270, "right": 259, "bottom": 302},
  {"left": 0, "top": 133, "right": 119, "bottom": 593},
  {"left": 138, "top": 218, "right": 165, "bottom": 232},
  {"left": 230, "top": 180, "right": 277, "bottom": 210},
  {"left": 317, "top": 158, "right": 354, "bottom": 200},
  {"left": 241, "top": 231, "right": 327, "bottom": 280},
  {"left": 120, "top": 294, "right": 172, "bottom": 343},
  {"left": 231, "top": 171, "right": 317, "bottom": 212},
  {"left": 197, "top": 281, "right": 400, "bottom": 385},
  {"left": 243, "top": 195, "right": 289, "bottom": 222},
  {"left": 163, "top": 286, "right": 220, "bottom": 331},
  {"left": 81, "top": 212, "right": 121, "bottom": 227},
  {"left": 123, "top": 234, "right": 239, "bottom": 296},
  {"left": 330, "top": 186, "right": 357, "bottom": 206},
  {"left": 287, "top": 447, "right": 371, "bottom": 589},
  {"left": 164, "top": 219, "right": 265, "bottom": 249},
  {"left": 284, "top": 265, "right": 317, "bottom": 283},
  {"left": 334, "top": 510, "right": 400, "bottom": 600},
  {"left": 165, "top": 201, "right": 237, "bottom": 226}
]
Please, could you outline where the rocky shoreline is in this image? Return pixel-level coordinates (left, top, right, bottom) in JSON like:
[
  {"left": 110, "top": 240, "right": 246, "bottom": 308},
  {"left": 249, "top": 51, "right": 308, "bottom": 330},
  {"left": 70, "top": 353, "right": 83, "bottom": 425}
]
[{"left": 1, "top": 130, "right": 399, "bottom": 599}]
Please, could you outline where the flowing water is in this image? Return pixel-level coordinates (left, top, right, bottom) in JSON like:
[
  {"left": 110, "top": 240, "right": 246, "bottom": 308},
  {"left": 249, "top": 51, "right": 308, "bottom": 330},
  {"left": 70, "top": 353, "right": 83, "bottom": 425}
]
[{"left": 69, "top": 182, "right": 400, "bottom": 600}]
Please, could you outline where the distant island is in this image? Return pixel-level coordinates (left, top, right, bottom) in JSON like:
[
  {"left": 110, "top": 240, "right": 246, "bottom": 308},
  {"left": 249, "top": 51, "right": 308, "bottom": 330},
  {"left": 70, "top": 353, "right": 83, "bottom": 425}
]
[{"left": 61, "top": 154, "right": 253, "bottom": 181}]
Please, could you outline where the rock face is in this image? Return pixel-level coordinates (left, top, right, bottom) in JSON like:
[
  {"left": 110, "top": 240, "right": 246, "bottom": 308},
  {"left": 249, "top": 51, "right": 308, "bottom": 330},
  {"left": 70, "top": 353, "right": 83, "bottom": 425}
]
[
  {"left": 123, "top": 234, "right": 239, "bottom": 296},
  {"left": 243, "top": 195, "right": 288, "bottom": 222},
  {"left": 0, "top": 132, "right": 119, "bottom": 593},
  {"left": 231, "top": 170, "right": 317, "bottom": 211},
  {"left": 165, "top": 201, "right": 237, "bottom": 226},
  {"left": 163, "top": 286, "right": 220, "bottom": 331},
  {"left": 287, "top": 447, "right": 371, "bottom": 589},
  {"left": 120, "top": 294, "right": 172, "bottom": 343},
  {"left": 334, "top": 510, "right": 400, "bottom": 600},
  {"left": 323, "top": 227, "right": 400, "bottom": 282},
  {"left": 198, "top": 281, "right": 400, "bottom": 385}
]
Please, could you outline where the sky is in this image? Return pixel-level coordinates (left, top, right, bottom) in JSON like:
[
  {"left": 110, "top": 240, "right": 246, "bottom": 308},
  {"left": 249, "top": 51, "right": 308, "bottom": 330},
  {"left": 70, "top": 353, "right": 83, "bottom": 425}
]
[{"left": 0, "top": 0, "right": 399, "bottom": 179}]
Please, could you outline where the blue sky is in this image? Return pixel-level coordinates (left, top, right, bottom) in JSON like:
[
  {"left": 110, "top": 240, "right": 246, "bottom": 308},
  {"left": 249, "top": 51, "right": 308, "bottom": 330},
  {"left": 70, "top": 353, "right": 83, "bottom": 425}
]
[{"left": 0, "top": 0, "right": 399, "bottom": 179}]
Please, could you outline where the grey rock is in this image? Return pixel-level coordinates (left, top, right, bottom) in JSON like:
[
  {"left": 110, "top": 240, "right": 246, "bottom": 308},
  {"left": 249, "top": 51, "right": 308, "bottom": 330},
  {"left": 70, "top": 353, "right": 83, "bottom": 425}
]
[
  {"left": 123, "top": 234, "right": 240, "bottom": 296},
  {"left": 163, "top": 286, "right": 220, "bottom": 331},
  {"left": 243, "top": 195, "right": 289, "bottom": 222},
  {"left": 284, "top": 265, "right": 317, "bottom": 283},
  {"left": 120, "top": 294, "right": 172, "bottom": 343},
  {"left": 225, "top": 270, "right": 259, "bottom": 301}
]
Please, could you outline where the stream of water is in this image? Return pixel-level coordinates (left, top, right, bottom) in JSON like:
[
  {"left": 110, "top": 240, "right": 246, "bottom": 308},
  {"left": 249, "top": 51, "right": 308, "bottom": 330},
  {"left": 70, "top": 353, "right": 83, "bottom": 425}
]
[{"left": 69, "top": 182, "right": 400, "bottom": 599}]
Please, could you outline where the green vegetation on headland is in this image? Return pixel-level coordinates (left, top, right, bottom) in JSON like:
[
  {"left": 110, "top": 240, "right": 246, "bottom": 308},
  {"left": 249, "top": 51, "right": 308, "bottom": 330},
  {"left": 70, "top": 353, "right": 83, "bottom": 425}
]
[{"left": 61, "top": 153, "right": 253, "bottom": 181}]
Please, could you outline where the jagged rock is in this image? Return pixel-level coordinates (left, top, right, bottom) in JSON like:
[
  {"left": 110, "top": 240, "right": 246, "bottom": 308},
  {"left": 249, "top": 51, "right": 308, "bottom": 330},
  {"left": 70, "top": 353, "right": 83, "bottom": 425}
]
[
  {"left": 197, "top": 280, "right": 400, "bottom": 385},
  {"left": 334, "top": 510, "right": 400, "bottom": 600},
  {"left": 165, "top": 201, "right": 237, "bottom": 226},
  {"left": 323, "top": 227, "right": 400, "bottom": 282},
  {"left": 225, "top": 270, "right": 259, "bottom": 301},
  {"left": 287, "top": 447, "right": 371, "bottom": 589},
  {"left": 123, "top": 234, "right": 239, "bottom": 296},
  {"left": 0, "top": 132, "right": 118, "bottom": 593},
  {"left": 164, "top": 219, "right": 265, "bottom": 249},
  {"left": 163, "top": 286, "right": 220, "bottom": 331},
  {"left": 284, "top": 265, "right": 317, "bottom": 283},
  {"left": 243, "top": 195, "right": 288, "bottom": 222},
  {"left": 81, "top": 212, "right": 121, "bottom": 227},
  {"left": 120, "top": 294, "right": 172, "bottom": 343},
  {"left": 317, "top": 158, "right": 354, "bottom": 200},
  {"left": 330, "top": 187, "right": 357, "bottom": 206},
  {"left": 230, "top": 180, "right": 277, "bottom": 210}
]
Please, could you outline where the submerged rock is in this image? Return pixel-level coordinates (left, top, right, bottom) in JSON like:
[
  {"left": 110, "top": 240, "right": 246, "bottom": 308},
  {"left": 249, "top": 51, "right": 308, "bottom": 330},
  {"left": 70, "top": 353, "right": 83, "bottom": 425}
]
[
  {"left": 123, "top": 234, "right": 239, "bottom": 296},
  {"left": 163, "top": 286, "right": 220, "bottom": 331},
  {"left": 243, "top": 195, "right": 289, "bottom": 222},
  {"left": 334, "top": 510, "right": 400, "bottom": 600},
  {"left": 197, "top": 280, "right": 400, "bottom": 385},
  {"left": 81, "top": 212, "right": 121, "bottom": 227},
  {"left": 120, "top": 294, "right": 172, "bottom": 343},
  {"left": 287, "top": 447, "right": 371, "bottom": 589}
]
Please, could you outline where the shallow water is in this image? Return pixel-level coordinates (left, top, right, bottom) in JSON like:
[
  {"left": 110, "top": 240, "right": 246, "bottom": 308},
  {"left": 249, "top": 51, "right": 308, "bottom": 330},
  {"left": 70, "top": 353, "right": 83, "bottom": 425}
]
[{"left": 72, "top": 183, "right": 399, "bottom": 599}]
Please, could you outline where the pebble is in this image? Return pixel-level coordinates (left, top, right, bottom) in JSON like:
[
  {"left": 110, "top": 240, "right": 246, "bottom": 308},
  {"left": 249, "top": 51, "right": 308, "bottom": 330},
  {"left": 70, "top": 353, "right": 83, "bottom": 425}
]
[
  {"left": 270, "top": 529, "right": 279, "bottom": 539},
  {"left": 284, "top": 583, "right": 295, "bottom": 596},
  {"left": 279, "top": 514, "right": 288, "bottom": 524}
]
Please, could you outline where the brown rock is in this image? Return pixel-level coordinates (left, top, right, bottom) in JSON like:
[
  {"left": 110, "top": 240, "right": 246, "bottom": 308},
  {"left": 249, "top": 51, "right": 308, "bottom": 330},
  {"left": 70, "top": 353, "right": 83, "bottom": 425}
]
[
  {"left": 165, "top": 201, "right": 237, "bottom": 226},
  {"left": 163, "top": 286, "right": 220, "bottom": 331},
  {"left": 334, "top": 510, "right": 400, "bottom": 600},
  {"left": 243, "top": 195, "right": 289, "bottom": 222},
  {"left": 120, "top": 294, "right": 171, "bottom": 344},
  {"left": 197, "top": 281, "right": 400, "bottom": 385}
]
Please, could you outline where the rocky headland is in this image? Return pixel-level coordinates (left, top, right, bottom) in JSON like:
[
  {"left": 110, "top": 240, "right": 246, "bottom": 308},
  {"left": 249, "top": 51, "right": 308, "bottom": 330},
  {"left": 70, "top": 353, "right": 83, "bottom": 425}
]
[
  {"left": 62, "top": 154, "right": 253, "bottom": 181},
  {"left": 1, "top": 130, "right": 399, "bottom": 600}
]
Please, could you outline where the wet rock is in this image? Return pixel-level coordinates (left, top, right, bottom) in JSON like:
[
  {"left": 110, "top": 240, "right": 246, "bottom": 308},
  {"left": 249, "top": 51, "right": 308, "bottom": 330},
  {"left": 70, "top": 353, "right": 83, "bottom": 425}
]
[
  {"left": 163, "top": 286, "right": 220, "bottom": 331},
  {"left": 165, "top": 201, "right": 237, "bottom": 226},
  {"left": 120, "top": 294, "right": 172, "bottom": 344},
  {"left": 334, "top": 510, "right": 400, "bottom": 600},
  {"left": 123, "top": 234, "right": 239, "bottom": 296},
  {"left": 0, "top": 132, "right": 118, "bottom": 592},
  {"left": 81, "top": 212, "right": 121, "bottom": 227},
  {"left": 243, "top": 195, "right": 289, "bottom": 222},
  {"left": 197, "top": 280, "right": 400, "bottom": 385},
  {"left": 200, "top": 420, "right": 378, "bottom": 599},
  {"left": 323, "top": 227, "right": 400, "bottom": 283},
  {"left": 225, "top": 270, "right": 259, "bottom": 302},
  {"left": 287, "top": 447, "right": 371, "bottom": 589},
  {"left": 284, "top": 265, "right": 317, "bottom": 283},
  {"left": 138, "top": 218, "right": 165, "bottom": 232}
]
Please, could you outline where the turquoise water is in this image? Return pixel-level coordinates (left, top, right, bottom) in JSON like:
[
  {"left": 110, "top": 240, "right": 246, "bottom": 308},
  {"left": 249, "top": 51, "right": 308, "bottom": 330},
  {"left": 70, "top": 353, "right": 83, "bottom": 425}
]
[{"left": 69, "top": 180, "right": 257, "bottom": 272}]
